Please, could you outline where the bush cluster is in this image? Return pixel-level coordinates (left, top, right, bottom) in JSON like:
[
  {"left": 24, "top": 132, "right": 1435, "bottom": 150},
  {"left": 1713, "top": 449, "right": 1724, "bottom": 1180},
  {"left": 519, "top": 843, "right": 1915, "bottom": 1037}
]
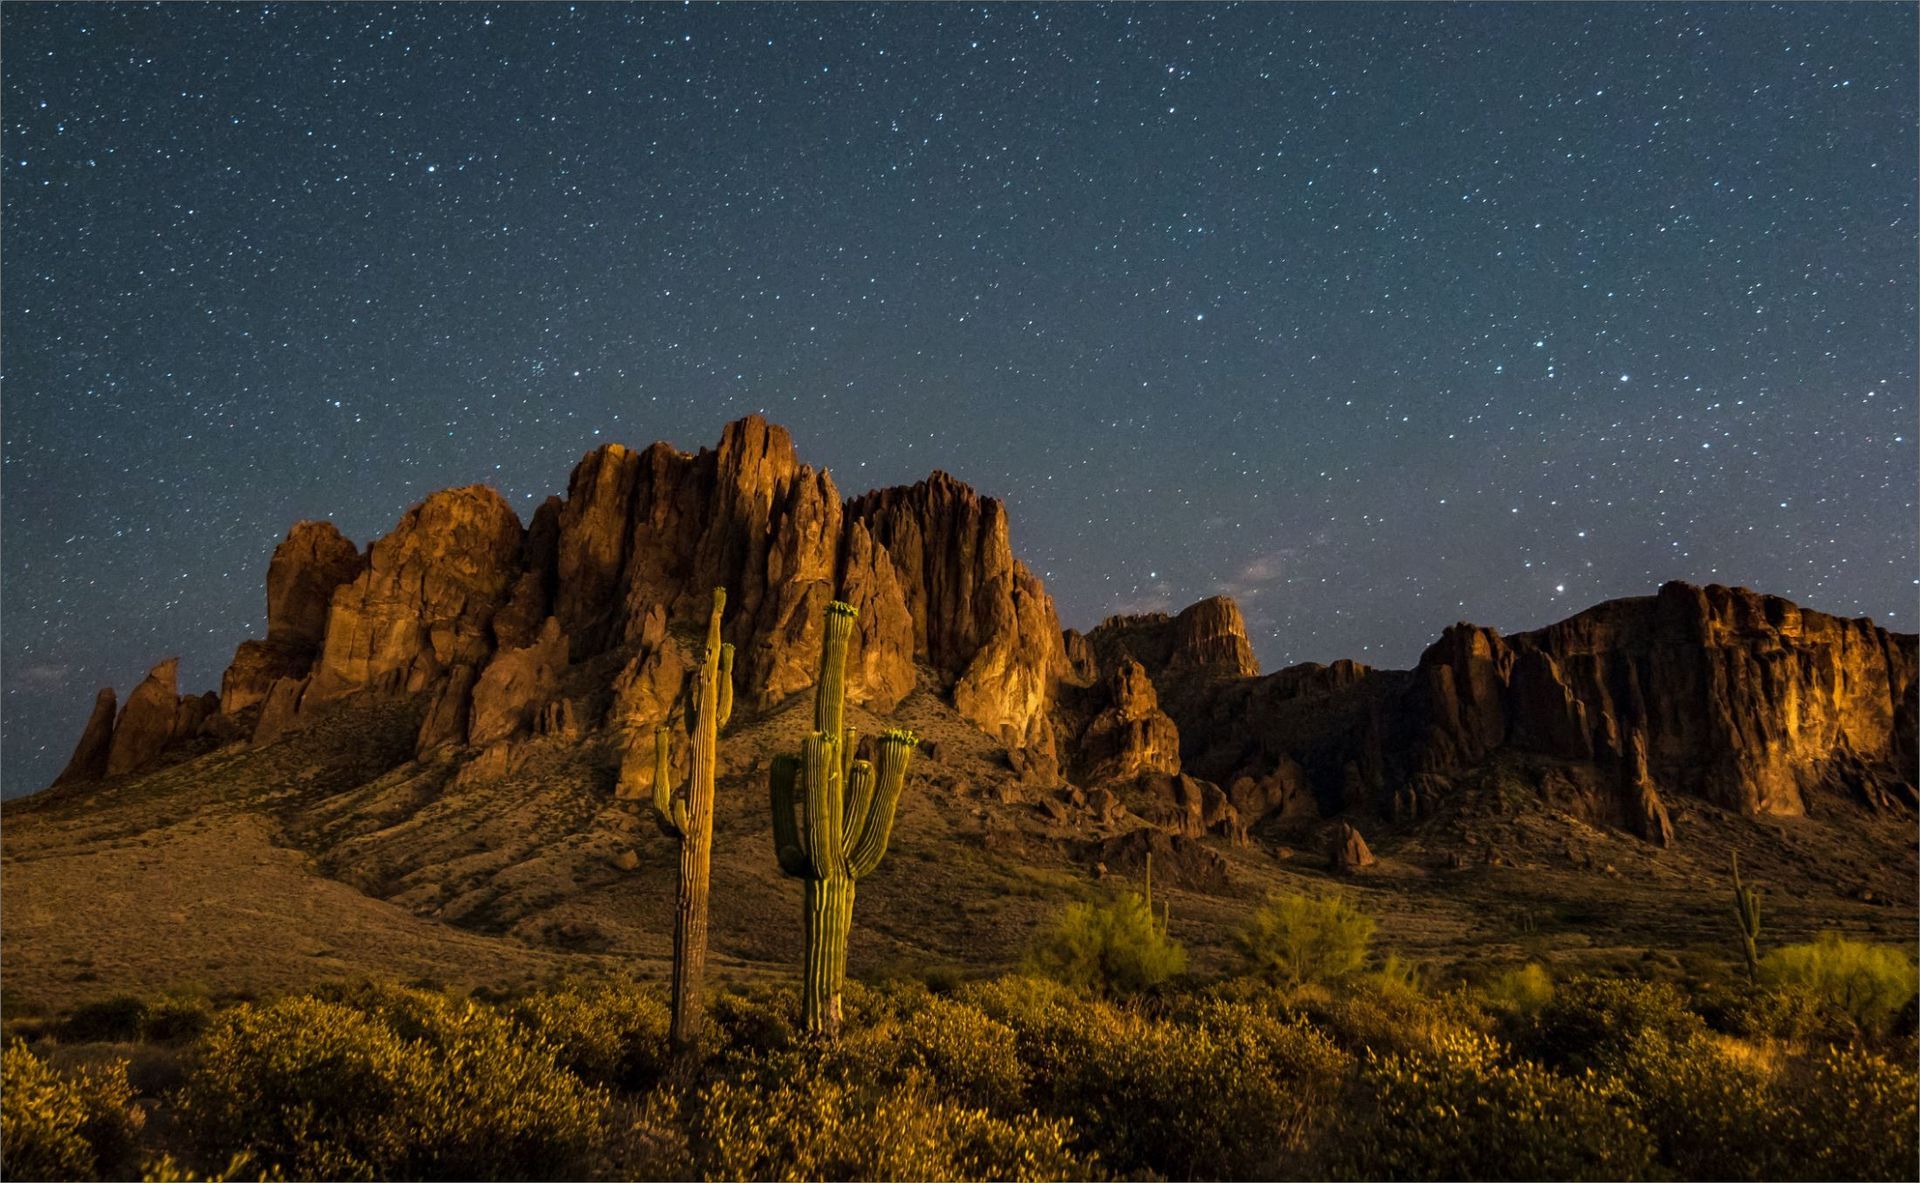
[
  {"left": 174, "top": 992, "right": 606, "bottom": 1180},
  {"left": 13, "top": 918, "right": 1915, "bottom": 1182},
  {"left": 1022, "top": 891, "right": 1185, "bottom": 996},
  {"left": 1, "top": 1041, "right": 143, "bottom": 1181}
]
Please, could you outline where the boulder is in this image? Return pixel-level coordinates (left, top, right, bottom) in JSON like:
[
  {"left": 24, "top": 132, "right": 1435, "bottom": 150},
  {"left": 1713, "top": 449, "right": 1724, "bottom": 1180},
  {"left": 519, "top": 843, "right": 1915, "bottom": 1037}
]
[{"left": 1330, "top": 821, "right": 1375, "bottom": 874}]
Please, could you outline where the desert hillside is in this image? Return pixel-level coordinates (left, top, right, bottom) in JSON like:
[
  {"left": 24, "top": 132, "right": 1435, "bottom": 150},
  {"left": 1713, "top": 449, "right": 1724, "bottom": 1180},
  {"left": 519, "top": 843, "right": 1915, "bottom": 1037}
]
[{"left": 6, "top": 418, "right": 1914, "bottom": 1008}]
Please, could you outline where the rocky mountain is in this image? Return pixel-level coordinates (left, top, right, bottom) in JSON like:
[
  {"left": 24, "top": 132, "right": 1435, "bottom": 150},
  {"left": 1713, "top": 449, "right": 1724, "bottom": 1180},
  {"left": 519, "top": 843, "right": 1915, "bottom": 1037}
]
[
  {"left": 47, "top": 417, "right": 1918, "bottom": 857},
  {"left": 18, "top": 416, "right": 1917, "bottom": 1003},
  {"left": 1074, "top": 581, "right": 1918, "bottom": 852}
]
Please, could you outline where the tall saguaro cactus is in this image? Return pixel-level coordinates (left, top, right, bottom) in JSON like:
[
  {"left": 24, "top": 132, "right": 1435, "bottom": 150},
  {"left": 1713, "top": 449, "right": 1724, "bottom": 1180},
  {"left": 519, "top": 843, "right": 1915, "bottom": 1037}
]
[
  {"left": 768, "top": 600, "right": 915, "bottom": 1036},
  {"left": 650, "top": 586, "right": 734, "bottom": 1047},
  {"left": 1730, "top": 850, "right": 1762, "bottom": 984}
]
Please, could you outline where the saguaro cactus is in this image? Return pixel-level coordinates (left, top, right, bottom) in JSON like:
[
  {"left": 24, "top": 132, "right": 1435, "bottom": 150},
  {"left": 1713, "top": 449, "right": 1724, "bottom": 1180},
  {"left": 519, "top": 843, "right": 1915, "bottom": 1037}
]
[
  {"left": 768, "top": 600, "right": 915, "bottom": 1036},
  {"left": 1731, "top": 850, "right": 1762, "bottom": 983},
  {"left": 650, "top": 587, "right": 734, "bottom": 1047}
]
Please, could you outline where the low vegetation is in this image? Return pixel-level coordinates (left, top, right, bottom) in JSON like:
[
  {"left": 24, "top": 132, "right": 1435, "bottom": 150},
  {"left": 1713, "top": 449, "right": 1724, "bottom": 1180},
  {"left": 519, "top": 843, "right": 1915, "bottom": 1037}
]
[{"left": 4, "top": 906, "right": 1914, "bottom": 1181}]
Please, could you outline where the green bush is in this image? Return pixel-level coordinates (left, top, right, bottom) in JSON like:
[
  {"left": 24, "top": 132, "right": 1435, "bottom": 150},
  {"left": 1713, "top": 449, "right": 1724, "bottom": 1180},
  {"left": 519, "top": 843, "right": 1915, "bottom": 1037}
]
[
  {"left": 141, "top": 996, "right": 214, "bottom": 1046},
  {"left": 1010, "top": 993, "right": 1348, "bottom": 1178},
  {"left": 508, "top": 979, "right": 671, "bottom": 1091},
  {"left": 1481, "top": 962, "right": 1554, "bottom": 1016},
  {"left": 57, "top": 997, "right": 149, "bottom": 1044},
  {"left": 692, "top": 1053, "right": 1085, "bottom": 1182},
  {"left": 1761, "top": 934, "right": 1918, "bottom": 1037},
  {"left": 1266, "top": 977, "right": 1492, "bottom": 1060},
  {"left": 1614, "top": 1033, "right": 1778, "bottom": 1180},
  {"left": 1526, "top": 975, "right": 1705, "bottom": 1074},
  {"left": 838, "top": 994, "right": 1029, "bottom": 1114},
  {"left": 174, "top": 994, "right": 606, "bottom": 1180},
  {"left": 1332, "top": 1030, "right": 1654, "bottom": 1181},
  {"left": 1233, "top": 890, "right": 1375, "bottom": 985},
  {"left": 1024, "top": 892, "right": 1185, "bottom": 997},
  {"left": 1770, "top": 1043, "right": 1919, "bottom": 1181},
  {"left": 1, "top": 1041, "right": 144, "bottom": 1181}
]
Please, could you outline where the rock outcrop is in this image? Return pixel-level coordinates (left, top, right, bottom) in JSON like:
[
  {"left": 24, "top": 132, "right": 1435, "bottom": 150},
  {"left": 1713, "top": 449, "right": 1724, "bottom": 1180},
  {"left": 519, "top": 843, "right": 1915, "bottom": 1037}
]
[
  {"left": 466, "top": 617, "right": 569, "bottom": 748},
  {"left": 1330, "top": 821, "right": 1375, "bottom": 873},
  {"left": 104, "top": 659, "right": 209, "bottom": 777},
  {"left": 53, "top": 688, "right": 117, "bottom": 786},
  {"left": 1138, "top": 581, "right": 1918, "bottom": 844},
  {"left": 847, "top": 471, "right": 1062, "bottom": 759},
  {"left": 306, "top": 486, "right": 525, "bottom": 703},
  {"left": 1071, "top": 658, "right": 1182, "bottom": 784},
  {"left": 58, "top": 417, "right": 1075, "bottom": 787},
  {"left": 219, "top": 521, "right": 367, "bottom": 713},
  {"left": 1404, "top": 582, "right": 1918, "bottom": 818}
]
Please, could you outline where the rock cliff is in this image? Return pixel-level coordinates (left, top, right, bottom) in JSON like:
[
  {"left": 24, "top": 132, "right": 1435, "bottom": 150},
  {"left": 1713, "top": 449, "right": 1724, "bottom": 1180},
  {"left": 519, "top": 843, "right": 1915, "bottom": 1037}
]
[
  {"left": 1120, "top": 582, "right": 1917, "bottom": 844},
  {"left": 52, "top": 416, "right": 1067, "bottom": 789}
]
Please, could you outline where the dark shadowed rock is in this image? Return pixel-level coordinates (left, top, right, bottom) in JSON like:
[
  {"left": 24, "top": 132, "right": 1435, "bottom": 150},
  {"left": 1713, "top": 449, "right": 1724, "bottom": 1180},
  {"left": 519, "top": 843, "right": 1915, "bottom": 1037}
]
[
  {"left": 53, "top": 688, "right": 117, "bottom": 785},
  {"left": 467, "top": 617, "right": 569, "bottom": 747}
]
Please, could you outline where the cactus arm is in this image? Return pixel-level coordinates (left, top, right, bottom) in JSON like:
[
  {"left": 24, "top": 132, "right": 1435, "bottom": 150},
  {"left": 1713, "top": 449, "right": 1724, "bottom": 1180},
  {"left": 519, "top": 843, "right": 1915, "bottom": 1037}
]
[
  {"left": 842, "top": 759, "right": 876, "bottom": 845},
  {"left": 769, "top": 754, "right": 813, "bottom": 877},
  {"left": 705, "top": 586, "right": 726, "bottom": 652},
  {"left": 841, "top": 725, "right": 858, "bottom": 787},
  {"left": 717, "top": 644, "right": 735, "bottom": 726},
  {"left": 847, "top": 729, "right": 914, "bottom": 879},
  {"left": 651, "top": 725, "right": 686, "bottom": 835},
  {"left": 815, "top": 602, "right": 856, "bottom": 739},
  {"left": 801, "top": 732, "right": 846, "bottom": 878}
]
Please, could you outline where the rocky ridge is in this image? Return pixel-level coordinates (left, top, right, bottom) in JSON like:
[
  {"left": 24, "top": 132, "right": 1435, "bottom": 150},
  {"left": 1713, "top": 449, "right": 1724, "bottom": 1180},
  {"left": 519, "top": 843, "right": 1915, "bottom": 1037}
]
[
  {"left": 55, "top": 417, "right": 1064, "bottom": 795},
  {"left": 49, "top": 418, "right": 1918, "bottom": 861}
]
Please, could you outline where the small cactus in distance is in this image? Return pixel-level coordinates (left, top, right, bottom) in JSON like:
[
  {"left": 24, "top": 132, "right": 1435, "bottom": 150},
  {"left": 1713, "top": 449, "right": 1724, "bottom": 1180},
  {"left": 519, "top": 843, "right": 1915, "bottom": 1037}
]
[
  {"left": 768, "top": 600, "right": 915, "bottom": 1036},
  {"left": 649, "top": 587, "right": 734, "bottom": 1047},
  {"left": 1731, "top": 850, "right": 1761, "bottom": 984}
]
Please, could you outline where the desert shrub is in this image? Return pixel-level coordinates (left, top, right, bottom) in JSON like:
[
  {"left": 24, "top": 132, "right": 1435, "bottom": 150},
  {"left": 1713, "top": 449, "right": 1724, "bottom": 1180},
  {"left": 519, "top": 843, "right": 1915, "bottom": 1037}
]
[
  {"left": 838, "top": 994, "right": 1029, "bottom": 1113},
  {"left": 1761, "top": 934, "right": 1918, "bottom": 1037},
  {"left": 508, "top": 980, "right": 671, "bottom": 1092},
  {"left": 1481, "top": 962, "right": 1554, "bottom": 1017},
  {"left": 705, "top": 986, "right": 800, "bottom": 1061},
  {"left": 1011, "top": 994, "right": 1348, "bottom": 1178},
  {"left": 140, "top": 1150, "right": 283, "bottom": 1181},
  {"left": 57, "top": 996, "right": 149, "bottom": 1044},
  {"left": 1332, "top": 1030, "right": 1653, "bottom": 1181},
  {"left": 141, "top": 996, "right": 214, "bottom": 1046},
  {"left": 1274, "top": 977, "right": 1492, "bottom": 1059},
  {"left": 692, "top": 1052, "right": 1085, "bottom": 1182},
  {"left": 1233, "top": 890, "right": 1375, "bottom": 985},
  {"left": 1526, "top": 974, "right": 1705, "bottom": 1073},
  {"left": 2, "top": 1040, "right": 144, "bottom": 1181},
  {"left": 1614, "top": 1034, "right": 1779, "bottom": 1180},
  {"left": 174, "top": 994, "right": 606, "bottom": 1180},
  {"left": 955, "top": 974, "right": 1081, "bottom": 1032},
  {"left": 1024, "top": 892, "right": 1185, "bottom": 996},
  {"left": 1768, "top": 1043, "right": 1919, "bottom": 1181}
]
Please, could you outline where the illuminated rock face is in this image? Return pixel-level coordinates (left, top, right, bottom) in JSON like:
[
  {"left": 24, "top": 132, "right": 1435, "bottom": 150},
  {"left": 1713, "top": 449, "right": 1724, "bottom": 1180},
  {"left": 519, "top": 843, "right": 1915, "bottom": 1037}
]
[
  {"left": 219, "top": 521, "right": 366, "bottom": 713},
  {"left": 1144, "top": 582, "right": 1918, "bottom": 840},
  {"left": 305, "top": 485, "right": 526, "bottom": 704},
  {"left": 94, "top": 415, "right": 1065, "bottom": 778},
  {"left": 1429, "top": 581, "right": 1920, "bottom": 818}
]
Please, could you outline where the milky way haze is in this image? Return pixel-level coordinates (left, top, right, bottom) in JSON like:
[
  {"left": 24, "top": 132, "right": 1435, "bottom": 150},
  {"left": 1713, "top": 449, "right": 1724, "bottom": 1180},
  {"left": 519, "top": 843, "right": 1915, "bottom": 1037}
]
[{"left": 3, "top": 3, "right": 1914, "bottom": 795}]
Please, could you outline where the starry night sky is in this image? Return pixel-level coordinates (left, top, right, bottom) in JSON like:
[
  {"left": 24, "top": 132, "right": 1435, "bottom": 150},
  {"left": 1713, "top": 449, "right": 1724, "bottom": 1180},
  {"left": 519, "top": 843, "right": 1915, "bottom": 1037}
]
[{"left": 3, "top": 3, "right": 1915, "bottom": 795}]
